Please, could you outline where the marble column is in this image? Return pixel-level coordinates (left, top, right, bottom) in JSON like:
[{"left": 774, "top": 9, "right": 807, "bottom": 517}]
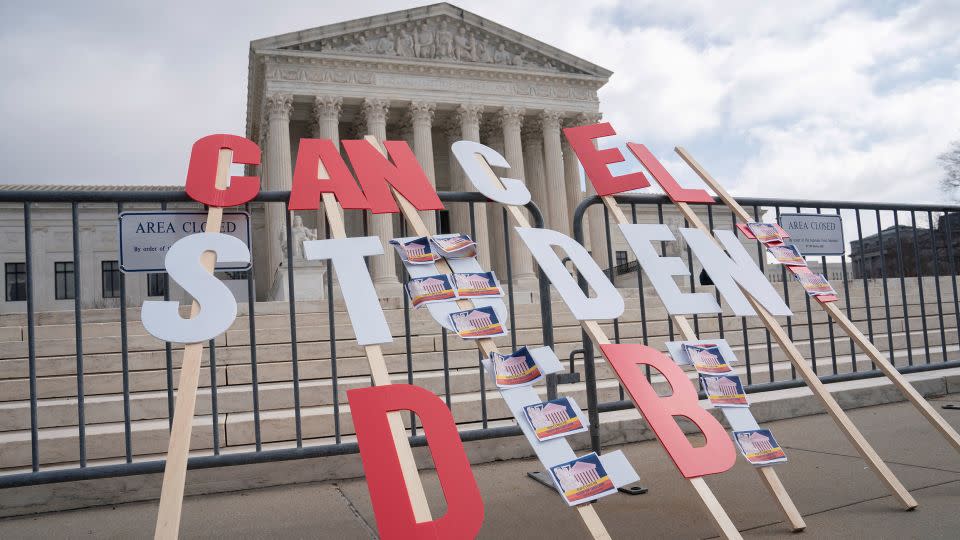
[
  {"left": 482, "top": 123, "right": 506, "bottom": 277},
  {"left": 456, "top": 104, "right": 490, "bottom": 267},
  {"left": 499, "top": 107, "right": 536, "bottom": 283},
  {"left": 578, "top": 112, "right": 608, "bottom": 266},
  {"left": 409, "top": 101, "right": 437, "bottom": 234},
  {"left": 540, "top": 110, "right": 570, "bottom": 236},
  {"left": 312, "top": 96, "right": 342, "bottom": 237},
  {"left": 443, "top": 119, "right": 466, "bottom": 232},
  {"left": 561, "top": 127, "right": 583, "bottom": 226},
  {"left": 522, "top": 118, "right": 549, "bottom": 223},
  {"left": 264, "top": 93, "right": 294, "bottom": 296},
  {"left": 362, "top": 98, "right": 400, "bottom": 287}
]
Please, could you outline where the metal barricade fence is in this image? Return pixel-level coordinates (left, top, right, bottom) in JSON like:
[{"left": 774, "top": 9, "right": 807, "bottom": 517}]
[
  {"left": 574, "top": 193, "right": 960, "bottom": 454},
  {"left": 0, "top": 189, "right": 553, "bottom": 488}
]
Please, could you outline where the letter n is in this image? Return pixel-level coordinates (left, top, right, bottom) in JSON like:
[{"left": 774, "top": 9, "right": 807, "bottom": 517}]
[
  {"left": 348, "top": 384, "right": 484, "bottom": 539},
  {"left": 343, "top": 140, "right": 445, "bottom": 213}
]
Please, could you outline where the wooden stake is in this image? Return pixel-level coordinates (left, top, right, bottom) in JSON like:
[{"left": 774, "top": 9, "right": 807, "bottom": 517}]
[
  {"left": 155, "top": 149, "right": 233, "bottom": 540},
  {"left": 671, "top": 146, "right": 919, "bottom": 509}
]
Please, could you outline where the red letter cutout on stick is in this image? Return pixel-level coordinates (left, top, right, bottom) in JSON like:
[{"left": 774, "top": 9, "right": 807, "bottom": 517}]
[
  {"left": 288, "top": 138, "right": 370, "bottom": 211},
  {"left": 349, "top": 384, "right": 483, "bottom": 540},
  {"left": 562, "top": 122, "right": 650, "bottom": 196},
  {"left": 185, "top": 134, "right": 261, "bottom": 207},
  {"left": 600, "top": 343, "right": 736, "bottom": 478},
  {"left": 626, "top": 143, "right": 714, "bottom": 204},
  {"left": 343, "top": 140, "right": 445, "bottom": 213}
]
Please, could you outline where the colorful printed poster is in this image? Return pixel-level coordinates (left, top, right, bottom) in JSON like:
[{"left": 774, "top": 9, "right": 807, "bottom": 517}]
[
  {"left": 390, "top": 236, "right": 438, "bottom": 264},
  {"left": 791, "top": 266, "right": 837, "bottom": 296},
  {"left": 405, "top": 274, "right": 456, "bottom": 308},
  {"left": 449, "top": 305, "right": 506, "bottom": 339},
  {"left": 431, "top": 233, "right": 478, "bottom": 258},
  {"left": 489, "top": 347, "right": 542, "bottom": 387},
  {"left": 767, "top": 244, "right": 807, "bottom": 266},
  {"left": 701, "top": 373, "right": 749, "bottom": 407},
  {"left": 549, "top": 453, "right": 617, "bottom": 506},
  {"left": 746, "top": 222, "right": 783, "bottom": 245},
  {"left": 733, "top": 429, "right": 788, "bottom": 465},
  {"left": 682, "top": 343, "right": 733, "bottom": 374},
  {"left": 453, "top": 271, "right": 502, "bottom": 298},
  {"left": 522, "top": 397, "right": 588, "bottom": 442}
]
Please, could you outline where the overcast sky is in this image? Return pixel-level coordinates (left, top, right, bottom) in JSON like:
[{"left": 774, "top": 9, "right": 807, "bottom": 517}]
[{"left": 1, "top": 0, "right": 958, "bottom": 204}]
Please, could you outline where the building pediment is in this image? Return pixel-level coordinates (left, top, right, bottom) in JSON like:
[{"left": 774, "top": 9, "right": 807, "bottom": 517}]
[{"left": 250, "top": 3, "right": 611, "bottom": 79}]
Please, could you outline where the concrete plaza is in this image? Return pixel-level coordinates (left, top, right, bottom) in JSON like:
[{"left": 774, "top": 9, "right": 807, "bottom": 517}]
[{"left": 0, "top": 393, "right": 958, "bottom": 539}]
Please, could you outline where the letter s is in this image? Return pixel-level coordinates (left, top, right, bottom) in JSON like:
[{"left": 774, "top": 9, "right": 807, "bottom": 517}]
[{"left": 142, "top": 233, "right": 250, "bottom": 344}]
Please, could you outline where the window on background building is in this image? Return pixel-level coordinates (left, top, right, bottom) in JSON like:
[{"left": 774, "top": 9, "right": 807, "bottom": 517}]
[
  {"left": 616, "top": 250, "right": 627, "bottom": 268},
  {"left": 147, "top": 273, "right": 167, "bottom": 297},
  {"left": 55, "top": 262, "right": 75, "bottom": 300},
  {"left": 437, "top": 210, "right": 451, "bottom": 234},
  {"left": 5, "top": 262, "right": 26, "bottom": 301},
  {"left": 102, "top": 260, "right": 121, "bottom": 299}
]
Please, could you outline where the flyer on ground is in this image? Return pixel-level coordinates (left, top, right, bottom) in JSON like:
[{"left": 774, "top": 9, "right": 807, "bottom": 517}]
[
  {"left": 549, "top": 452, "right": 617, "bottom": 506},
  {"left": 488, "top": 346, "right": 542, "bottom": 387},
  {"left": 390, "top": 236, "right": 438, "bottom": 264},
  {"left": 790, "top": 266, "right": 837, "bottom": 296},
  {"left": 746, "top": 222, "right": 784, "bottom": 245},
  {"left": 733, "top": 429, "right": 788, "bottom": 465},
  {"left": 701, "top": 373, "right": 749, "bottom": 407},
  {"left": 453, "top": 271, "right": 502, "bottom": 298},
  {"left": 405, "top": 274, "right": 457, "bottom": 308},
  {"left": 767, "top": 244, "right": 807, "bottom": 266},
  {"left": 522, "top": 397, "right": 588, "bottom": 442},
  {"left": 682, "top": 343, "right": 733, "bottom": 374},
  {"left": 449, "top": 305, "right": 506, "bottom": 339},
  {"left": 431, "top": 233, "right": 478, "bottom": 258}
]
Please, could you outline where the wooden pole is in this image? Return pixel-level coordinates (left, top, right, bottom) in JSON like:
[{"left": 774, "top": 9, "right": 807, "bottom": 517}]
[
  {"left": 154, "top": 149, "right": 233, "bottom": 539},
  {"left": 668, "top": 146, "right": 919, "bottom": 509}
]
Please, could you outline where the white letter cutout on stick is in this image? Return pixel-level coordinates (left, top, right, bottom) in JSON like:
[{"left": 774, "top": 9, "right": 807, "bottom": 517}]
[
  {"left": 452, "top": 140, "right": 531, "bottom": 206},
  {"left": 619, "top": 224, "right": 720, "bottom": 315},
  {"left": 681, "top": 228, "right": 792, "bottom": 317},
  {"left": 516, "top": 227, "right": 624, "bottom": 320},
  {"left": 303, "top": 236, "right": 393, "bottom": 345},
  {"left": 142, "top": 232, "right": 249, "bottom": 344}
]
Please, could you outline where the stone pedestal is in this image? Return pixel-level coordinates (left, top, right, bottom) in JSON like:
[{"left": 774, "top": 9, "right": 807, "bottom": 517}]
[{"left": 269, "top": 260, "right": 328, "bottom": 301}]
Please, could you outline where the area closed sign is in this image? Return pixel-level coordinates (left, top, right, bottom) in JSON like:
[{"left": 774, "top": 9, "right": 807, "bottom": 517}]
[
  {"left": 118, "top": 211, "right": 251, "bottom": 272},
  {"left": 777, "top": 213, "right": 844, "bottom": 256}
]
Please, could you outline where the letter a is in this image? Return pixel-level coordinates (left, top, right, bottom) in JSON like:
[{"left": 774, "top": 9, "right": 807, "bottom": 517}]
[
  {"left": 600, "top": 343, "right": 736, "bottom": 478},
  {"left": 349, "top": 384, "right": 484, "bottom": 540}
]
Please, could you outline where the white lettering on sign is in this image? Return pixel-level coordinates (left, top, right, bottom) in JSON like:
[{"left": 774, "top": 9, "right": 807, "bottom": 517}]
[
  {"left": 777, "top": 213, "right": 844, "bottom": 256},
  {"left": 118, "top": 211, "right": 251, "bottom": 272}
]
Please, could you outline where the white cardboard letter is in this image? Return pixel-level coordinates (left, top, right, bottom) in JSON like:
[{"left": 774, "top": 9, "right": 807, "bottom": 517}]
[
  {"left": 452, "top": 140, "right": 531, "bottom": 206},
  {"left": 516, "top": 227, "right": 624, "bottom": 320},
  {"left": 681, "top": 228, "right": 792, "bottom": 317},
  {"left": 142, "top": 232, "right": 249, "bottom": 344},
  {"left": 303, "top": 237, "right": 393, "bottom": 345}
]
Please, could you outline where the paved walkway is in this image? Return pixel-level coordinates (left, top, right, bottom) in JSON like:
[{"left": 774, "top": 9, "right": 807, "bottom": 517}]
[{"left": 1, "top": 395, "right": 959, "bottom": 539}]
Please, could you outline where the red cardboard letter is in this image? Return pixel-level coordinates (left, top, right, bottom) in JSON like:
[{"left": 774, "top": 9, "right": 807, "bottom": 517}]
[
  {"left": 343, "top": 140, "right": 445, "bottom": 213},
  {"left": 626, "top": 143, "right": 714, "bottom": 204},
  {"left": 562, "top": 122, "right": 650, "bottom": 196},
  {"left": 349, "top": 384, "right": 483, "bottom": 540},
  {"left": 288, "top": 138, "right": 370, "bottom": 211},
  {"left": 600, "top": 343, "right": 736, "bottom": 478},
  {"left": 185, "top": 134, "right": 261, "bottom": 207}
]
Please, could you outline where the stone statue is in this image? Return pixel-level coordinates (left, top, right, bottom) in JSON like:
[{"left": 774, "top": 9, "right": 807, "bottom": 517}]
[
  {"left": 494, "top": 42, "right": 511, "bottom": 65},
  {"left": 454, "top": 26, "right": 472, "bottom": 61},
  {"left": 280, "top": 215, "right": 317, "bottom": 260},
  {"left": 512, "top": 50, "right": 526, "bottom": 66},
  {"left": 345, "top": 33, "right": 377, "bottom": 54},
  {"left": 436, "top": 20, "right": 454, "bottom": 58},
  {"left": 376, "top": 32, "right": 396, "bottom": 55},
  {"left": 469, "top": 32, "right": 480, "bottom": 62},
  {"left": 415, "top": 22, "right": 435, "bottom": 58},
  {"left": 397, "top": 28, "right": 415, "bottom": 57},
  {"left": 478, "top": 38, "right": 494, "bottom": 63}
]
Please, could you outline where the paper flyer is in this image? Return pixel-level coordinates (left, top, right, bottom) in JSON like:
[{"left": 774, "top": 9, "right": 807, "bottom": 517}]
[
  {"left": 682, "top": 343, "right": 733, "bottom": 374},
  {"left": 431, "top": 233, "right": 478, "bottom": 258},
  {"left": 790, "top": 266, "right": 837, "bottom": 296},
  {"left": 449, "top": 305, "right": 507, "bottom": 339},
  {"left": 767, "top": 244, "right": 807, "bottom": 266},
  {"left": 701, "top": 373, "right": 749, "bottom": 407},
  {"left": 488, "top": 346, "right": 542, "bottom": 387},
  {"left": 405, "top": 274, "right": 457, "bottom": 308},
  {"left": 733, "top": 429, "right": 788, "bottom": 465},
  {"left": 746, "top": 222, "right": 783, "bottom": 245},
  {"left": 549, "top": 452, "right": 618, "bottom": 506},
  {"left": 389, "top": 236, "right": 438, "bottom": 264},
  {"left": 522, "top": 397, "right": 588, "bottom": 442},
  {"left": 453, "top": 271, "right": 503, "bottom": 298}
]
